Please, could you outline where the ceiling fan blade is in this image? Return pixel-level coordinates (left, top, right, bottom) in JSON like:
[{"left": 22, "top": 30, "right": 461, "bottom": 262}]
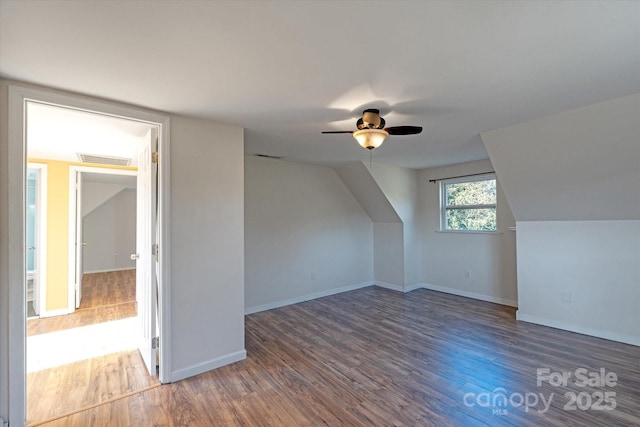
[
  {"left": 321, "top": 130, "right": 354, "bottom": 134},
  {"left": 385, "top": 125, "right": 423, "bottom": 135}
]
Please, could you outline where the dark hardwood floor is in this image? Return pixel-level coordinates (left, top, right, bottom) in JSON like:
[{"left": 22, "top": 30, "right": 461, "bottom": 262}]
[{"left": 36, "top": 286, "right": 640, "bottom": 426}]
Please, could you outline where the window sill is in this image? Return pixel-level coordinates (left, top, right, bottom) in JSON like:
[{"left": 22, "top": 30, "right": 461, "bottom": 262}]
[{"left": 435, "top": 230, "right": 504, "bottom": 236}]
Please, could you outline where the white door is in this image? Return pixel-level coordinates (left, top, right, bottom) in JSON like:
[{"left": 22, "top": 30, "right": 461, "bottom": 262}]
[
  {"left": 135, "top": 128, "right": 158, "bottom": 375},
  {"left": 74, "top": 170, "right": 83, "bottom": 308}
]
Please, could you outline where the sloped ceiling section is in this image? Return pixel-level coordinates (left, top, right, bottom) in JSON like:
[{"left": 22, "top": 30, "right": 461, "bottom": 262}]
[
  {"left": 481, "top": 93, "right": 640, "bottom": 221},
  {"left": 334, "top": 162, "right": 401, "bottom": 223},
  {"left": 82, "top": 182, "right": 126, "bottom": 217}
]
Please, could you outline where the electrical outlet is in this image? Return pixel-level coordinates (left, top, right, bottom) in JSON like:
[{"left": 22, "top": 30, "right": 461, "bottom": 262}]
[
  {"left": 464, "top": 269, "right": 471, "bottom": 279},
  {"left": 311, "top": 272, "right": 317, "bottom": 281},
  {"left": 562, "top": 292, "right": 572, "bottom": 303}
]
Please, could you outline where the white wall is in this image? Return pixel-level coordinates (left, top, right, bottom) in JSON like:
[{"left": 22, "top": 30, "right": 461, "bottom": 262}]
[
  {"left": 82, "top": 181, "right": 126, "bottom": 217},
  {"left": 334, "top": 162, "right": 405, "bottom": 289},
  {"left": 82, "top": 188, "right": 136, "bottom": 273},
  {"left": 335, "top": 161, "right": 422, "bottom": 289},
  {"left": 482, "top": 93, "right": 640, "bottom": 221},
  {"left": 372, "top": 222, "right": 404, "bottom": 287},
  {"left": 245, "top": 156, "right": 373, "bottom": 312},
  {"left": 482, "top": 93, "right": 640, "bottom": 345},
  {"left": 418, "top": 159, "right": 518, "bottom": 306},
  {"left": 516, "top": 221, "right": 640, "bottom": 345},
  {"left": 334, "top": 162, "right": 400, "bottom": 222},
  {"left": 170, "top": 115, "right": 245, "bottom": 380},
  {"left": 368, "top": 162, "right": 421, "bottom": 286},
  {"left": 0, "top": 80, "right": 248, "bottom": 422}
]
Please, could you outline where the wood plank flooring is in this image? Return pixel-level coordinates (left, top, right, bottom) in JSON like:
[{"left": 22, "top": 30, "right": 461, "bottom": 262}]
[
  {"left": 28, "top": 270, "right": 137, "bottom": 336},
  {"left": 35, "top": 287, "right": 640, "bottom": 426},
  {"left": 27, "top": 350, "right": 158, "bottom": 425},
  {"left": 27, "top": 270, "right": 158, "bottom": 425}
]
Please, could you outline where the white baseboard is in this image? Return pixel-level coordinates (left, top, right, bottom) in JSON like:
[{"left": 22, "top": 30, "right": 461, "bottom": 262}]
[
  {"left": 171, "top": 349, "right": 247, "bottom": 382},
  {"left": 374, "top": 281, "right": 404, "bottom": 292},
  {"left": 419, "top": 282, "right": 518, "bottom": 307},
  {"left": 375, "top": 281, "right": 423, "bottom": 294},
  {"left": 516, "top": 311, "right": 640, "bottom": 347},
  {"left": 245, "top": 279, "right": 517, "bottom": 316},
  {"left": 39, "top": 307, "right": 74, "bottom": 318},
  {"left": 83, "top": 267, "right": 136, "bottom": 274},
  {"left": 404, "top": 283, "right": 422, "bottom": 293},
  {"left": 245, "top": 281, "right": 373, "bottom": 315}
]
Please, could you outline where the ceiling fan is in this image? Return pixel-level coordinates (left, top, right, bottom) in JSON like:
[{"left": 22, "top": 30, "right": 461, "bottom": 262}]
[{"left": 322, "top": 108, "right": 422, "bottom": 150}]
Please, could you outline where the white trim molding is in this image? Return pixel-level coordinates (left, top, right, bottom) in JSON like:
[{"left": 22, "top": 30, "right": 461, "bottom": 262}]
[
  {"left": 246, "top": 280, "right": 518, "bottom": 320},
  {"left": 7, "top": 84, "right": 27, "bottom": 426},
  {"left": 171, "top": 350, "right": 247, "bottom": 383},
  {"left": 6, "top": 83, "right": 173, "bottom": 425},
  {"left": 375, "top": 282, "right": 516, "bottom": 304},
  {"left": 27, "top": 162, "right": 48, "bottom": 317},
  {"left": 37, "top": 307, "right": 74, "bottom": 318},
  {"left": 375, "top": 281, "right": 422, "bottom": 294},
  {"left": 245, "top": 281, "right": 373, "bottom": 315},
  {"left": 516, "top": 311, "right": 640, "bottom": 347},
  {"left": 403, "top": 283, "right": 422, "bottom": 293},
  {"left": 68, "top": 165, "right": 137, "bottom": 312},
  {"left": 67, "top": 166, "right": 78, "bottom": 312},
  {"left": 374, "top": 281, "right": 404, "bottom": 292},
  {"left": 419, "top": 282, "right": 518, "bottom": 307}
]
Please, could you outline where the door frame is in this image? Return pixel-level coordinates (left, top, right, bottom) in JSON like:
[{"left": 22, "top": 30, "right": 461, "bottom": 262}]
[
  {"left": 26, "top": 162, "right": 48, "bottom": 318},
  {"left": 68, "top": 166, "right": 138, "bottom": 312},
  {"left": 7, "top": 84, "right": 172, "bottom": 426}
]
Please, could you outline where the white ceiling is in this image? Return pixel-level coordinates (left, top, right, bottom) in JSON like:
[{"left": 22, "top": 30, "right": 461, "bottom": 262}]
[
  {"left": 27, "top": 102, "right": 152, "bottom": 166},
  {"left": 2, "top": 1, "right": 639, "bottom": 169}
]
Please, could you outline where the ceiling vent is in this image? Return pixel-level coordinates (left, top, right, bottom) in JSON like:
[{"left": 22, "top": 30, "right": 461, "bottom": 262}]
[
  {"left": 78, "top": 153, "right": 131, "bottom": 166},
  {"left": 255, "top": 154, "right": 282, "bottom": 159}
]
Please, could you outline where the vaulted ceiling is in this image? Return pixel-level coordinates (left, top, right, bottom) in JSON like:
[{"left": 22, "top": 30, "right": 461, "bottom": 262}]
[{"left": 1, "top": 1, "right": 639, "bottom": 169}]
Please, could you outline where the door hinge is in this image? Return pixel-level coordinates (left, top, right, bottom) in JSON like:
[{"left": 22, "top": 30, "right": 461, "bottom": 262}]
[
  {"left": 152, "top": 152, "right": 159, "bottom": 164},
  {"left": 152, "top": 336, "right": 160, "bottom": 349},
  {"left": 152, "top": 244, "right": 159, "bottom": 256}
]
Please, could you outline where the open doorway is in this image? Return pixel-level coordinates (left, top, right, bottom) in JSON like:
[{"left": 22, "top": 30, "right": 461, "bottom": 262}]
[
  {"left": 7, "top": 85, "right": 171, "bottom": 426},
  {"left": 26, "top": 163, "right": 47, "bottom": 320},
  {"left": 26, "top": 168, "right": 138, "bottom": 335},
  {"left": 22, "top": 100, "right": 165, "bottom": 423}
]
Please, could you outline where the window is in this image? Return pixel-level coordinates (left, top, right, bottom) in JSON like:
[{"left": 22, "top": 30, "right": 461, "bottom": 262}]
[{"left": 440, "top": 174, "right": 497, "bottom": 232}]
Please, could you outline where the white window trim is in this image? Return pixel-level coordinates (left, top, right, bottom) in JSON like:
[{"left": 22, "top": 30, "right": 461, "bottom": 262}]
[{"left": 439, "top": 173, "right": 497, "bottom": 232}]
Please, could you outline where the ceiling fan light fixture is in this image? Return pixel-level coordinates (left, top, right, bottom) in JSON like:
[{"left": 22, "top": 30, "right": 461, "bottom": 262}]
[{"left": 353, "top": 129, "right": 388, "bottom": 150}]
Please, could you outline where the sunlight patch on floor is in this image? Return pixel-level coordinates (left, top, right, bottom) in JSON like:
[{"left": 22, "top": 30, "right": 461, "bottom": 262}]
[{"left": 27, "top": 317, "right": 138, "bottom": 372}]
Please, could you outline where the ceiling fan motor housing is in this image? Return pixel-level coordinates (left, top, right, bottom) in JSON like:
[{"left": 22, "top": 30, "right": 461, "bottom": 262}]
[{"left": 358, "top": 109, "right": 386, "bottom": 129}]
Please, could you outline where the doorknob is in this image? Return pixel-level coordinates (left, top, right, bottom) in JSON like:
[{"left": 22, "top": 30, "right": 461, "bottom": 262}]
[{"left": 130, "top": 253, "right": 139, "bottom": 260}]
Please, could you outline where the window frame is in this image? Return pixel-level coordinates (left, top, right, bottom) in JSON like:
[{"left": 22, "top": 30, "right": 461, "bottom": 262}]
[{"left": 439, "top": 173, "right": 497, "bottom": 232}]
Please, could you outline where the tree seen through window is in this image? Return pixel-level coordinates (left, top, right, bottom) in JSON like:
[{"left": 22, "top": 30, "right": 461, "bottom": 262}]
[{"left": 442, "top": 176, "right": 496, "bottom": 231}]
